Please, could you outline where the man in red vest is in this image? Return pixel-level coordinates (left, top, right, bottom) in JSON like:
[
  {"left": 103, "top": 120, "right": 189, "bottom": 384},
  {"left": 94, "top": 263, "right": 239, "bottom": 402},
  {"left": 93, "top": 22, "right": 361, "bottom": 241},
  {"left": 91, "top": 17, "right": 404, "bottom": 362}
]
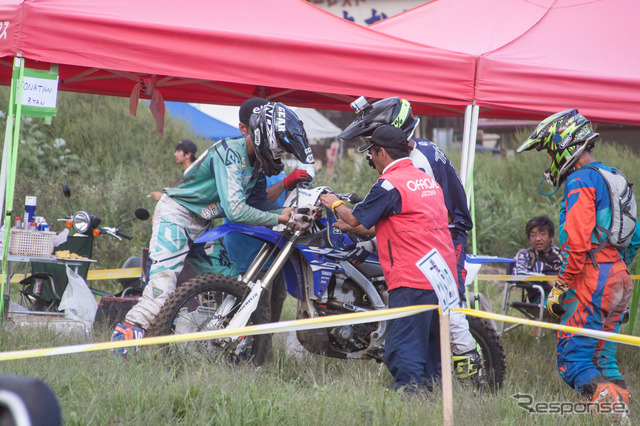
[{"left": 320, "top": 125, "right": 458, "bottom": 393}]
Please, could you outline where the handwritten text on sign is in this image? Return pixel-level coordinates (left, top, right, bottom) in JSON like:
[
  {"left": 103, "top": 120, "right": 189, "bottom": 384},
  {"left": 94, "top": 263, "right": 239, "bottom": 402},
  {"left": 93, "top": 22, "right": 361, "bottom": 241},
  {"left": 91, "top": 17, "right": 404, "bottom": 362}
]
[{"left": 20, "top": 76, "right": 59, "bottom": 109}]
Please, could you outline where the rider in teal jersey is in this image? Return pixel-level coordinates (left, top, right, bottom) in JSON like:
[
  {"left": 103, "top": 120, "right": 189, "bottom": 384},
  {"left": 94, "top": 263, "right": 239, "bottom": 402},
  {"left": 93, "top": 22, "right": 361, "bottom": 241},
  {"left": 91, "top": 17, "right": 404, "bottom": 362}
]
[
  {"left": 165, "top": 136, "right": 281, "bottom": 224},
  {"left": 112, "top": 102, "right": 314, "bottom": 358},
  {"left": 223, "top": 98, "right": 313, "bottom": 323}
]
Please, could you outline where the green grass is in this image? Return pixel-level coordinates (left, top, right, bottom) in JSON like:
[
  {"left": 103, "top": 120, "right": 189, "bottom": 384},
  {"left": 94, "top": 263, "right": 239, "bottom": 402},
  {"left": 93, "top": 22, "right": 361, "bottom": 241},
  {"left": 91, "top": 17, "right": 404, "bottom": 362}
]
[
  {"left": 1, "top": 295, "right": 639, "bottom": 425},
  {"left": 2, "top": 92, "right": 640, "bottom": 424}
]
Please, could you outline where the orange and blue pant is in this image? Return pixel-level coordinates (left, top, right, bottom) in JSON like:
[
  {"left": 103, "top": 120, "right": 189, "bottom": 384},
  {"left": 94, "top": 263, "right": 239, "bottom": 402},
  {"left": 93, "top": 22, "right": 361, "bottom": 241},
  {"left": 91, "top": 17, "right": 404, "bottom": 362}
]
[{"left": 556, "top": 260, "right": 632, "bottom": 391}]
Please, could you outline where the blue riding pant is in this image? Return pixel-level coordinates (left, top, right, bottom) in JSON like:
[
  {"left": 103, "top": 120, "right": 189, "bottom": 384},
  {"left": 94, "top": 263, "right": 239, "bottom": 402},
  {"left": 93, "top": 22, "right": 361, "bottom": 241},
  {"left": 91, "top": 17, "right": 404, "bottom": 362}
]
[{"left": 385, "top": 287, "right": 441, "bottom": 391}]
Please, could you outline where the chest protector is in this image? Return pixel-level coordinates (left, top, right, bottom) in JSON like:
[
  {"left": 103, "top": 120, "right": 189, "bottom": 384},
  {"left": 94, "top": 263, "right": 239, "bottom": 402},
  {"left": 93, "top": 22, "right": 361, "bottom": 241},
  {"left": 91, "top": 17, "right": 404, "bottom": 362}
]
[{"left": 376, "top": 160, "right": 458, "bottom": 292}]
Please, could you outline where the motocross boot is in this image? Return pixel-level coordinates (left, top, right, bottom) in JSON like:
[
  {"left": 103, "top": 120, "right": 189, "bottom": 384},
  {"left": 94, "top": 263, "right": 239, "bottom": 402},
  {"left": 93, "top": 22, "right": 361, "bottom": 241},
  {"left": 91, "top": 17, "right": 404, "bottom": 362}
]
[
  {"left": 111, "top": 321, "right": 148, "bottom": 360},
  {"left": 452, "top": 349, "right": 483, "bottom": 387}
]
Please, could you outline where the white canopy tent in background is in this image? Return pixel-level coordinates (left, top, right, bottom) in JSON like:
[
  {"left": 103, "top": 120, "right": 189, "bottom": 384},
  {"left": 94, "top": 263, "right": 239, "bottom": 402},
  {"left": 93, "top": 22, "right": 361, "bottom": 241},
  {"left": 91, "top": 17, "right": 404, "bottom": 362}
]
[{"left": 191, "top": 104, "right": 343, "bottom": 141}]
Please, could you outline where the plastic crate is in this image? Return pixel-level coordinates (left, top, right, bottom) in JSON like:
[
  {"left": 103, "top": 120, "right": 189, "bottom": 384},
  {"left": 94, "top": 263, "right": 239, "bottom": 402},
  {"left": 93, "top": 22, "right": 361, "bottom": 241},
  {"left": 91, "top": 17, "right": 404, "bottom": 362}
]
[{"left": 9, "top": 229, "right": 55, "bottom": 257}]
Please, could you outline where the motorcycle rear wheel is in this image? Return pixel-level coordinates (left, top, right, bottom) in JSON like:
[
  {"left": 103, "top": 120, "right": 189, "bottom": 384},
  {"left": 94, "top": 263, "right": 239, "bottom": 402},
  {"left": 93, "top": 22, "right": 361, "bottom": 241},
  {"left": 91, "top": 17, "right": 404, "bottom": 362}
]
[
  {"left": 150, "top": 273, "right": 271, "bottom": 366},
  {"left": 467, "top": 315, "right": 506, "bottom": 392}
]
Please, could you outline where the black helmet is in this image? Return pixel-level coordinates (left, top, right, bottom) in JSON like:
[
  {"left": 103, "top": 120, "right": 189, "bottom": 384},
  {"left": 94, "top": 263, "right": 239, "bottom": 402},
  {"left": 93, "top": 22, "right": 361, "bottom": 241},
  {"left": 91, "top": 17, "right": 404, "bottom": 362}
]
[
  {"left": 339, "top": 96, "right": 418, "bottom": 140},
  {"left": 250, "top": 102, "right": 314, "bottom": 176}
]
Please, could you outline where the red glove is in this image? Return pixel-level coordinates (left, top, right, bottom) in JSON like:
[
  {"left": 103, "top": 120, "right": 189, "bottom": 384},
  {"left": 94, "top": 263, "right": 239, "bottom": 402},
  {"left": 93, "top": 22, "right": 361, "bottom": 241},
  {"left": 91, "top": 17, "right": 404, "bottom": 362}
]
[{"left": 283, "top": 169, "right": 312, "bottom": 190}]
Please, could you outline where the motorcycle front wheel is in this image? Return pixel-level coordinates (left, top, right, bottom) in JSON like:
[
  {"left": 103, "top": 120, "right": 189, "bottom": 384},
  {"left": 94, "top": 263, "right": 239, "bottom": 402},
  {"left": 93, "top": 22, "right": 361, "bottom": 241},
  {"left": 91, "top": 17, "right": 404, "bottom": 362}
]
[
  {"left": 467, "top": 315, "right": 506, "bottom": 392},
  {"left": 150, "top": 273, "right": 271, "bottom": 366}
]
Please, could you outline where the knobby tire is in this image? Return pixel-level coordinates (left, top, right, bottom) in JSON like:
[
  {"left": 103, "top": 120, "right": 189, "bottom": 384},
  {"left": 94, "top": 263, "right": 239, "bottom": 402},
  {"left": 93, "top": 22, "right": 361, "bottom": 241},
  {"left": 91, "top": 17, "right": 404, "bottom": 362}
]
[
  {"left": 468, "top": 315, "right": 506, "bottom": 392},
  {"left": 150, "top": 273, "right": 271, "bottom": 366}
]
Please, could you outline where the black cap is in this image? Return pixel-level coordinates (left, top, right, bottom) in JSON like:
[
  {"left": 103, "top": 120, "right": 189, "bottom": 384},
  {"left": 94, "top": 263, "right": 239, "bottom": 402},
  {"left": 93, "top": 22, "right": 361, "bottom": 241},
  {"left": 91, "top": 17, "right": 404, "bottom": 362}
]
[
  {"left": 239, "top": 98, "right": 269, "bottom": 124},
  {"left": 176, "top": 139, "right": 197, "bottom": 156},
  {"left": 357, "top": 125, "right": 408, "bottom": 153}
]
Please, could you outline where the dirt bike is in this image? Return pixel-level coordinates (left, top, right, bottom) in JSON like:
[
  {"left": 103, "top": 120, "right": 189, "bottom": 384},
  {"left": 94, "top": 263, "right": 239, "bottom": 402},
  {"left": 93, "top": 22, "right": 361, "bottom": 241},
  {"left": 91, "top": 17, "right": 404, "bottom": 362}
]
[
  {"left": 20, "top": 184, "right": 150, "bottom": 311},
  {"left": 150, "top": 185, "right": 506, "bottom": 391}
]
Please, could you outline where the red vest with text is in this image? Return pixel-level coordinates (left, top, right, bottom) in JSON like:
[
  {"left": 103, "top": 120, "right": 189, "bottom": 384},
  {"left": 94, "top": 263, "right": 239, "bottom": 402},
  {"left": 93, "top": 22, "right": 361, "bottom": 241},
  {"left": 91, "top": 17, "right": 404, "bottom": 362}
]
[{"left": 375, "top": 159, "right": 458, "bottom": 292}]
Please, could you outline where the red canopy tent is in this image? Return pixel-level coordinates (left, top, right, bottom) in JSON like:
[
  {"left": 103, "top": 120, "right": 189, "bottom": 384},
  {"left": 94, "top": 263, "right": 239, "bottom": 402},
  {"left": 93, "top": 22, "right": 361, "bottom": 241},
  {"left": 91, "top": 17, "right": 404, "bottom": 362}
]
[
  {"left": 0, "top": 0, "right": 480, "bottom": 312},
  {"left": 374, "top": 0, "right": 640, "bottom": 318},
  {"left": 0, "top": 0, "right": 476, "bottom": 128},
  {"left": 475, "top": 0, "right": 640, "bottom": 126},
  {"left": 373, "top": 0, "right": 640, "bottom": 126},
  {"left": 373, "top": 0, "right": 640, "bottom": 186}
]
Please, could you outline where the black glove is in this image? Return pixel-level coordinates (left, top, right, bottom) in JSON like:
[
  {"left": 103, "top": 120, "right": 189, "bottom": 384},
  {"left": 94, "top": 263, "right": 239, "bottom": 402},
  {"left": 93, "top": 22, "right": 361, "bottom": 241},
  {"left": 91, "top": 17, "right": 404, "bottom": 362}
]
[
  {"left": 283, "top": 169, "right": 313, "bottom": 190},
  {"left": 345, "top": 240, "right": 376, "bottom": 264}
]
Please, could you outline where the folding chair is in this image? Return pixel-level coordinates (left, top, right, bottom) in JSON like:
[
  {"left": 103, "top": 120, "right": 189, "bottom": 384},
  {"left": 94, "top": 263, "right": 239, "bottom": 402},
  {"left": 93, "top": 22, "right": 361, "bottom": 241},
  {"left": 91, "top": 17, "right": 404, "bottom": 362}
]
[
  {"left": 500, "top": 262, "right": 547, "bottom": 338},
  {"left": 19, "top": 235, "right": 94, "bottom": 310}
]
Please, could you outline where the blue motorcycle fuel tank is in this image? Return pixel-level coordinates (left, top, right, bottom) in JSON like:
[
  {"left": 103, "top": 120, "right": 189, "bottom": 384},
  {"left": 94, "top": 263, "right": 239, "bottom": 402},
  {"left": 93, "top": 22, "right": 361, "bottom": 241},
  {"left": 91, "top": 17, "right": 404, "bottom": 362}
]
[{"left": 195, "top": 223, "right": 350, "bottom": 299}]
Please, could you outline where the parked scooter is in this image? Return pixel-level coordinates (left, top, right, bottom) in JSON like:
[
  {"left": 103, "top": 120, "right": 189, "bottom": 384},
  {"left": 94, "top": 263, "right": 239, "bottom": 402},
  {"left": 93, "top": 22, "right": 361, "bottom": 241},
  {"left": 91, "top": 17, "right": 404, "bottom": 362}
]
[
  {"left": 150, "top": 184, "right": 506, "bottom": 392},
  {"left": 20, "top": 184, "right": 150, "bottom": 311}
]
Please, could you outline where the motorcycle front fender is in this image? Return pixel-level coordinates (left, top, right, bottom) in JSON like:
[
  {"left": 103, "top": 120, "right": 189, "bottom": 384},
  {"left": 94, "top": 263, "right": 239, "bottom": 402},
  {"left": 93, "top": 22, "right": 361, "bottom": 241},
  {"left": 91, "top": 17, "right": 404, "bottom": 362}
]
[{"left": 195, "top": 223, "right": 287, "bottom": 249}]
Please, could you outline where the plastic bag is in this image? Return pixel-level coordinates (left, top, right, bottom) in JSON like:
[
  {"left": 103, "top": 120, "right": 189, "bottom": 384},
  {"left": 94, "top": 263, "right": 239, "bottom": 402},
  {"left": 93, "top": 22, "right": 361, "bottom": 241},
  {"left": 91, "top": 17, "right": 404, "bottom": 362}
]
[
  {"left": 58, "top": 266, "right": 98, "bottom": 325},
  {"left": 52, "top": 228, "right": 69, "bottom": 248}
]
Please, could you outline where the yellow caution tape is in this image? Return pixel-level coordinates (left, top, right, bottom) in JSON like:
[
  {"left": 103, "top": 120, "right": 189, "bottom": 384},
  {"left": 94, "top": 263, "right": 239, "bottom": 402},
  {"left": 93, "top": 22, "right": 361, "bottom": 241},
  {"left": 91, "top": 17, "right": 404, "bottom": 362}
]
[
  {"left": 455, "top": 307, "right": 640, "bottom": 346},
  {"left": 13, "top": 271, "right": 638, "bottom": 284},
  {"left": 478, "top": 274, "right": 640, "bottom": 281},
  {"left": 2, "top": 303, "right": 640, "bottom": 362},
  {"left": 86, "top": 267, "right": 141, "bottom": 281},
  {"left": 10, "top": 267, "right": 142, "bottom": 284},
  {"left": 9, "top": 274, "right": 25, "bottom": 284},
  {"left": 0, "top": 305, "right": 438, "bottom": 362}
]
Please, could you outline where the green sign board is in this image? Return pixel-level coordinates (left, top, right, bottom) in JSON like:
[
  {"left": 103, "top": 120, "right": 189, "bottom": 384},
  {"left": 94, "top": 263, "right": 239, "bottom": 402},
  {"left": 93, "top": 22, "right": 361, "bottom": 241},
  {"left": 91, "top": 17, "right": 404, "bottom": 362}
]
[{"left": 16, "top": 65, "right": 59, "bottom": 119}]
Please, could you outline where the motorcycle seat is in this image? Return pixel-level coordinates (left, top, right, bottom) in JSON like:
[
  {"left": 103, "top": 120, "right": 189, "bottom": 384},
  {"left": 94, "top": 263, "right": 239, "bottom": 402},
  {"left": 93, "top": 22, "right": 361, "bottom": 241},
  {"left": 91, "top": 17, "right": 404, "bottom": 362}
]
[{"left": 353, "top": 260, "right": 384, "bottom": 279}]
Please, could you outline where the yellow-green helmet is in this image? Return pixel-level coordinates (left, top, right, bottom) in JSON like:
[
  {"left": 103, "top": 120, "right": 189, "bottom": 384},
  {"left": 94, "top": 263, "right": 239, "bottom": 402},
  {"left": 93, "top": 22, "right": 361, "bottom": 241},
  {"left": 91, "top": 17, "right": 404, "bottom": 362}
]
[{"left": 516, "top": 109, "right": 599, "bottom": 186}]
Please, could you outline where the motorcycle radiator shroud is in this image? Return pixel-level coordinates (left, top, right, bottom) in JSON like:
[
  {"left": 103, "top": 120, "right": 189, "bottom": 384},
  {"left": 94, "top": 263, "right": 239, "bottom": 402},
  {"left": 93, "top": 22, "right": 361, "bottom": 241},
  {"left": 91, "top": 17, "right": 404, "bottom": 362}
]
[{"left": 195, "top": 222, "right": 359, "bottom": 299}]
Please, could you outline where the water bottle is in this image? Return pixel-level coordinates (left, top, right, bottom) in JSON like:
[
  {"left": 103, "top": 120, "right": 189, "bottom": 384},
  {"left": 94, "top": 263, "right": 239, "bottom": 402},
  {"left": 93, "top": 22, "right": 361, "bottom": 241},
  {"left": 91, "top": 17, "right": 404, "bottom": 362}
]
[{"left": 24, "top": 196, "right": 37, "bottom": 225}]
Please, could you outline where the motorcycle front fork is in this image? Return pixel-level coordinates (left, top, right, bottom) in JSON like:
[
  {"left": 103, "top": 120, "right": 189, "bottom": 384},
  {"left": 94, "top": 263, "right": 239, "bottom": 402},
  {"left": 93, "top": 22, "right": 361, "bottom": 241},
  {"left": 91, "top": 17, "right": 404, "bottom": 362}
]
[
  {"left": 240, "top": 230, "right": 301, "bottom": 293},
  {"left": 224, "top": 230, "right": 302, "bottom": 333}
]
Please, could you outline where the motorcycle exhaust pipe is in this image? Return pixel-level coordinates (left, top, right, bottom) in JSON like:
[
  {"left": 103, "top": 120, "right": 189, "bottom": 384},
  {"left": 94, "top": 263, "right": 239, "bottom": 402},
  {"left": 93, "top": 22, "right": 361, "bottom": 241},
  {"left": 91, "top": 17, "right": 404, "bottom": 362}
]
[{"left": 325, "top": 300, "right": 369, "bottom": 313}]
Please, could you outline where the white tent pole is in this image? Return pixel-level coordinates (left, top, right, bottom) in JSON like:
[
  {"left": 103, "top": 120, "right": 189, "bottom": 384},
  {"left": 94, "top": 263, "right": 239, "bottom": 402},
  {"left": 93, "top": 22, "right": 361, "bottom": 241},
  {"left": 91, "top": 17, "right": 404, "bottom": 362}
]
[
  {"left": 460, "top": 104, "right": 473, "bottom": 190},
  {"left": 467, "top": 104, "right": 480, "bottom": 179},
  {"left": 465, "top": 104, "right": 480, "bottom": 205}
]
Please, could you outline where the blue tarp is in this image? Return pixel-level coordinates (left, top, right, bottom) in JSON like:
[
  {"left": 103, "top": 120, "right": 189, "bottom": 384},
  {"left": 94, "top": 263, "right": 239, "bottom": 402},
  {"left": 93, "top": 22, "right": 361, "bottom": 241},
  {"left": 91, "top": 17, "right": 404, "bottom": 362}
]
[{"left": 166, "top": 101, "right": 242, "bottom": 140}]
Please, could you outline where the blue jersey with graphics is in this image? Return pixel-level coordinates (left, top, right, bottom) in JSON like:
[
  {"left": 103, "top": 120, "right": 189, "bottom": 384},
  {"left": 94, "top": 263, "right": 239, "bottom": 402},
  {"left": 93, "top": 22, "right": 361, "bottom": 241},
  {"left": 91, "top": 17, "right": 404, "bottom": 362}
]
[
  {"left": 352, "top": 159, "right": 403, "bottom": 229},
  {"left": 558, "top": 161, "right": 640, "bottom": 284},
  {"left": 409, "top": 138, "right": 472, "bottom": 232}
]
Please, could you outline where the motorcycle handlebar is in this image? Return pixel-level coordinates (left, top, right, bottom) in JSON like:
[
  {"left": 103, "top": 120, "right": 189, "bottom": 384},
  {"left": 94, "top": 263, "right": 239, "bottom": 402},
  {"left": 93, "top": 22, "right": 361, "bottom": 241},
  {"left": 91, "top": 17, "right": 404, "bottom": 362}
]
[
  {"left": 346, "top": 193, "right": 363, "bottom": 204},
  {"left": 115, "top": 230, "right": 133, "bottom": 240},
  {"left": 335, "top": 192, "right": 362, "bottom": 204}
]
